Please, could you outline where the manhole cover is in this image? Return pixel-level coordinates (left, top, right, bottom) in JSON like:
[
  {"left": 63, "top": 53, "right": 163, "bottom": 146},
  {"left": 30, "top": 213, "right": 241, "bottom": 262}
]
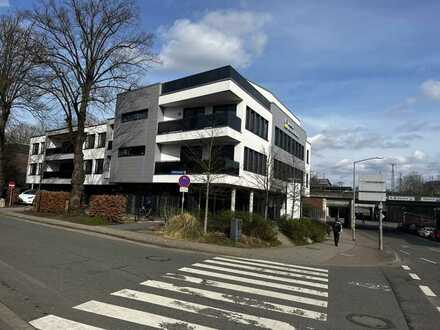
[
  {"left": 346, "top": 314, "right": 394, "bottom": 329},
  {"left": 145, "top": 256, "right": 171, "bottom": 262}
]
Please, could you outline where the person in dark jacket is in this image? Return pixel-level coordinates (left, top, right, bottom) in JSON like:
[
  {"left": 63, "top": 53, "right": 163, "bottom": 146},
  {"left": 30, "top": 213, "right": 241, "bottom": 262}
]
[{"left": 333, "top": 219, "right": 343, "bottom": 246}]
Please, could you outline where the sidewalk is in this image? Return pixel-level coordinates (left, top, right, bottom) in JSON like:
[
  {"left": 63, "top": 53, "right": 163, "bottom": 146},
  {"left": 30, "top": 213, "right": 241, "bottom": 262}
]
[{"left": 0, "top": 208, "right": 397, "bottom": 267}]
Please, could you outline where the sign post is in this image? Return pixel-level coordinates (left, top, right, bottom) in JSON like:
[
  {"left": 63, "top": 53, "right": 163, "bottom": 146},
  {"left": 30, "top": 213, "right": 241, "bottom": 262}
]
[
  {"left": 178, "top": 175, "right": 191, "bottom": 214},
  {"left": 358, "top": 175, "right": 386, "bottom": 251},
  {"left": 8, "top": 181, "right": 15, "bottom": 208}
]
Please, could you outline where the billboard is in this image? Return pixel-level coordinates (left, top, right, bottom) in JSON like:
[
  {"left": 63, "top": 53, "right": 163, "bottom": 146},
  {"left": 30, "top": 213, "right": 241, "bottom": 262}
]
[{"left": 358, "top": 175, "right": 386, "bottom": 202}]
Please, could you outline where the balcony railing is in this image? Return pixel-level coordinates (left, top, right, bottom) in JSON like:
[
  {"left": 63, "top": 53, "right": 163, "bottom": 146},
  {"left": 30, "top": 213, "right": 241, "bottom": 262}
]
[
  {"left": 42, "top": 171, "right": 72, "bottom": 178},
  {"left": 157, "top": 112, "right": 241, "bottom": 135},
  {"left": 155, "top": 159, "right": 239, "bottom": 176},
  {"left": 46, "top": 145, "right": 74, "bottom": 156}
]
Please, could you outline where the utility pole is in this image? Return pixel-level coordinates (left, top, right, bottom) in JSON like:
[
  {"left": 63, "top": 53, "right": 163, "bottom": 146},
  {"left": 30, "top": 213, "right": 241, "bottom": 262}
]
[
  {"left": 378, "top": 201, "right": 384, "bottom": 250},
  {"left": 390, "top": 163, "right": 396, "bottom": 192}
]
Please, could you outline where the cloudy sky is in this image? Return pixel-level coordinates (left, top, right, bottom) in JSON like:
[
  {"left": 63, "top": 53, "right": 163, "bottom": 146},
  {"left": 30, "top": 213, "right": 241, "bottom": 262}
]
[{"left": 2, "top": 0, "right": 440, "bottom": 185}]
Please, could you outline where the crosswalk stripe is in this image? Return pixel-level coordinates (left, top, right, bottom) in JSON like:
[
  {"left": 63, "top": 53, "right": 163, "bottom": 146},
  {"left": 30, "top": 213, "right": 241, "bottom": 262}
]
[
  {"left": 74, "top": 300, "right": 215, "bottom": 330},
  {"left": 141, "top": 280, "right": 327, "bottom": 321},
  {"left": 204, "top": 259, "right": 328, "bottom": 282},
  {"left": 112, "top": 289, "right": 296, "bottom": 330},
  {"left": 214, "top": 257, "right": 328, "bottom": 277},
  {"left": 30, "top": 315, "right": 104, "bottom": 330},
  {"left": 222, "top": 256, "right": 328, "bottom": 273},
  {"left": 164, "top": 273, "right": 328, "bottom": 308},
  {"left": 189, "top": 263, "right": 328, "bottom": 290}
]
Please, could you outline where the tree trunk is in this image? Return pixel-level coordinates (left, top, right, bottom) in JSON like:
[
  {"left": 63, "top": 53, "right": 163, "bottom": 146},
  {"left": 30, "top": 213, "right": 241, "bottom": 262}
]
[
  {"left": 203, "top": 180, "right": 210, "bottom": 234},
  {"left": 264, "top": 189, "right": 269, "bottom": 220},
  {"left": 0, "top": 119, "right": 5, "bottom": 198},
  {"left": 69, "top": 111, "right": 86, "bottom": 214}
]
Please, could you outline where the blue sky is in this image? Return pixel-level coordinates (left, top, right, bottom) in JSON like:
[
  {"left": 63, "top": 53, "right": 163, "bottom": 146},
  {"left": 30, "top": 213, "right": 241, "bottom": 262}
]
[{"left": 3, "top": 0, "right": 440, "bottom": 185}]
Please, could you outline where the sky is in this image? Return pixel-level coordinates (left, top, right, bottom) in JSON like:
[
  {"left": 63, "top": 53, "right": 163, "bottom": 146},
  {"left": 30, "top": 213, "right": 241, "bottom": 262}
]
[{"left": 2, "top": 0, "right": 440, "bottom": 186}]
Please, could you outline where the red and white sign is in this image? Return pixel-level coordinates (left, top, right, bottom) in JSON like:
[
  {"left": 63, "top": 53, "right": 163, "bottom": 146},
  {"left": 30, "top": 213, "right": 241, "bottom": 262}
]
[{"left": 8, "top": 181, "right": 15, "bottom": 189}]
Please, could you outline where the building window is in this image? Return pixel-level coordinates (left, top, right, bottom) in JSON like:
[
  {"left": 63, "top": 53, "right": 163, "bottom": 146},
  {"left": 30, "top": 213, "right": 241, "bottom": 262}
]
[
  {"left": 306, "top": 150, "right": 309, "bottom": 164},
  {"left": 32, "top": 143, "right": 39, "bottom": 155},
  {"left": 213, "top": 104, "right": 236, "bottom": 116},
  {"left": 306, "top": 173, "right": 309, "bottom": 188},
  {"left": 94, "top": 159, "right": 104, "bottom": 174},
  {"left": 118, "top": 146, "right": 145, "bottom": 157},
  {"left": 274, "top": 126, "right": 304, "bottom": 160},
  {"left": 274, "top": 159, "right": 304, "bottom": 182},
  {"left": 39, "top": 142, "right": 44, "bottom": 154},
  {"left": 97, "top": 132, "right": 106, "bottom": 148},
  {"left": 37, "top": 163, "right": 43, "bottom": 175},
  {"left": 107, "top": 140, "right": 113, "bottom": 150},
  {"left": 29, "top": 163, "right": 37, "bottom": 175},
  {"left": 243, "top": 147, "right": 267, "bottom": 176},
  {"left": 84, "top": 160, "right": 93, "bottom": 174},
  {"left": 121, "top": 109, "right": 148, "bottom": 123},
  {"left": 245, "top": 107, "right": 268, "bottom": 140},
  {"left": 84, "top": 134, "right": 95, "bottom": 149}
]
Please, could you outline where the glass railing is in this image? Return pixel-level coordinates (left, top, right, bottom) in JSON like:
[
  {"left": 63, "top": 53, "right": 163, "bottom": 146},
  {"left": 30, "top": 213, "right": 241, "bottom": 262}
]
[
  {"left": 154, "top": 159, "right": 239, "bottom": 176},
  {"left": 157, "top": 112, "right": 241, "bottom": 135}
]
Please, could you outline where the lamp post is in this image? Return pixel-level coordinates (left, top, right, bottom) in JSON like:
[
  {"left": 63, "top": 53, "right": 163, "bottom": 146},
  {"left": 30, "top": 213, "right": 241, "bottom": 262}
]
[{"left": 352, "top": 157, "right": 383, "bottom": 241}]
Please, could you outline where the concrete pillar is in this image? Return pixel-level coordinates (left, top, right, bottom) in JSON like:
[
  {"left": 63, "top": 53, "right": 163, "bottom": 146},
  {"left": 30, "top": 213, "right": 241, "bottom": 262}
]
[
  {"left": 249, "top": 190, "right": 254, "bottom": 214},
  {"left": 230, "top": 188, "right": 236, "bottom": 212}
]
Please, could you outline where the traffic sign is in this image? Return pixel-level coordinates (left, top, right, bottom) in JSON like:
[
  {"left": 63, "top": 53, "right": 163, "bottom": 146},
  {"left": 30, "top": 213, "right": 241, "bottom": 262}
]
[
  {"left": 178, "top": 175, "right": 191, "bottom": 188},
  {"left": 8, "top": 181, "right": 15, "bottom": 189},
  {"left": 179, "top": 187, "right": 188, "bottom": 193}
]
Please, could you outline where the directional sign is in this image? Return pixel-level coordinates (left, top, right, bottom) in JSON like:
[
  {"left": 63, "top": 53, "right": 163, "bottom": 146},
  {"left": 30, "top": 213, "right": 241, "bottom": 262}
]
[
  {"left": 420, "top": 196, "right": 440, "bottom": 202},
  {"left": 178, "top": 175, "right": 191, "bottom": 188},
  {"left": 388, "top": 196, "right": 416, "bottom": 201},
  {"left": 358, "top": 175, "right": 386, "bottom": 202}
]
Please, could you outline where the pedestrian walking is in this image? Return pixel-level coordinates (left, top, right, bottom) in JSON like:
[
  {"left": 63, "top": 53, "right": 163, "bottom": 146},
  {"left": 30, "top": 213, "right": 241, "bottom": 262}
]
[{"left": 333, "top": 218, "right": 343, "bottom": 247}]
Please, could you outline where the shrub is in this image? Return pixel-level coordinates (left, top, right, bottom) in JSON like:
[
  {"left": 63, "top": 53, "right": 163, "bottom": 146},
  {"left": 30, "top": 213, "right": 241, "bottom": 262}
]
[
  {"left": 279, "top": 218, "right": 327, "bottom": 245},
  {"left": 164, "top": 213, "right": 203, "bottom": 240},
  {"left": 89, "top": 194, "right": 127, "bottom": 223},
  {"left": 34, "top": 191, "right": 69, "bottom": 213}
]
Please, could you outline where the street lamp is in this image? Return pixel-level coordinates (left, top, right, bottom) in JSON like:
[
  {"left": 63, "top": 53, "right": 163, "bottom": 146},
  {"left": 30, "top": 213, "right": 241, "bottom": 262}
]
[{"left": 352, "top": 157, "right": 383, "bottom": 241}]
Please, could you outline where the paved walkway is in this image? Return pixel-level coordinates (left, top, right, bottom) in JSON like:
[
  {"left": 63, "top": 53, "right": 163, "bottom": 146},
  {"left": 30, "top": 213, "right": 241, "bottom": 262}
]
[{"left": 0, "top": 208, "right": 397, "bottom": 267}]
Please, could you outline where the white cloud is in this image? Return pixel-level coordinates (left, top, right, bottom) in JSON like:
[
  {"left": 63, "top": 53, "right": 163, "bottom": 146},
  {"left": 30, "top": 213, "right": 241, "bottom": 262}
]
[
  {"left": 421, "top": 79, "right": 440, "bottom": 100},
  {"left": 157, "top": 10, "right": 270, "bottom": 72}
]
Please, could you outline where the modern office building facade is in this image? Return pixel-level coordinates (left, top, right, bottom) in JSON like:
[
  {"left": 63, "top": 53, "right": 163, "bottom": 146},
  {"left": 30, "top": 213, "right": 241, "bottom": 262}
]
[{"left": 26, "top": 66, "right": 311, "bottom": 218}]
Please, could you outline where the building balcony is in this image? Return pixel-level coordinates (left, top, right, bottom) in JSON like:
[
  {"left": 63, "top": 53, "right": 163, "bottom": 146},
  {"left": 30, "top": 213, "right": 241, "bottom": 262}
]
[
  {"left": 154, "top": 159, "right": 239, "bottom": 176},
  {"left": 42, "top": 171, "right": 72, "bottom": 179}
]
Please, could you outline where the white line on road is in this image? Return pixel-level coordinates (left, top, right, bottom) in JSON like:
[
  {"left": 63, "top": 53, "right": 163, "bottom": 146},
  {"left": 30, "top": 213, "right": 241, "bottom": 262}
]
[
  {"left": 409, "top": 273, "right": 421, "bottom": 280},
  {"left": 401, "top": 265, "right": 411, "bottom": 270},
  {"left": 112, "top": 289, "right": 296, "bottom": 330},
  {"left": 163, "top": 273, "right": 328, "bottom": 308},
  {"left": 30, "top": 315, "right": 104, "bottom": 330},
  {"left": 420, "top": 258, "right": 437, "bottom": 264},
  {"left": 419, "top": 286, "right": 437, "bottom": 297},
  {"left": 179, "top": 267, "right": 328, "bottom": 297},
  {"left": 429, "top": 247, "right": 440, "bottom": 253},
  {"left": 74, "top": 300, "right": 215, "bottom": 330},
  {"left": 437, "top": 307, "right": 440, "bottom": 313},
  {"left": 141, "top": 280, "right": 327, "bottom": 321},
  {"left": 205, "top": 259, "right": 328, "bottom": 282},
  {"left": 191, "top": 263, "right": 328, "bottom": 289},
  {"left": 222, "top": 256, "right": 328, "bottom": 273},
  {"left": 399, "top": 250, "right": 410, "bottom": 255},
  {"left": 214, "top": 257, "right": 328, "bottom": 277}
]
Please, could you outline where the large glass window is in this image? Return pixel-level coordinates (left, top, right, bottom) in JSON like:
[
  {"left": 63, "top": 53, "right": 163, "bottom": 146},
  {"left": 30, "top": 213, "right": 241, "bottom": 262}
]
[
  {"left": 97, "top": 132, "right": 106, "bottom": 148},
  {"left": 84, "top": 160, "right": 93, "bottom": 174},
  {"left": 29, "top": 163, "right": 37, "bottom": 175},
  {"left": 245, "top": 107, "right": 268, "bottom": 140},
  {"left": 118, "top": 146, "right": 145, "bottom": 157},
  {"left": 274, "top": 126, "right": 305, "bottom": 160},
  {"left": 243, "top": 147, "right": 267, "bottom": 176},
  {"left": 94, "top": 159, "right": 104, "bottom": 174},
  {"left": 121, "top": 109, "right": 148, "bottom": 123},
  {"left": 84, "top": 134, "right": 95, "bottom": 149},
  {"left": 32, "top": 143, "right": 39, "bottom": 155}
]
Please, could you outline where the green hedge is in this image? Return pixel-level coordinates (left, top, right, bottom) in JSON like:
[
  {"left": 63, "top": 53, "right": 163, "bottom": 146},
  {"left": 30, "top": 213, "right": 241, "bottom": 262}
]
[
  {"left": 209, "top": 211, "right": 279, "bottom": 244},
  {"left": 278, "top": 218, "right": 327, "bottom": 245}
]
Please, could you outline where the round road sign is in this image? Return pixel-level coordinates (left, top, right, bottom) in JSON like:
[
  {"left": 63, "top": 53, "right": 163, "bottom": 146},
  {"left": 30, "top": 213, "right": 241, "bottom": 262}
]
[{"left": 178, "top": 175, "right": 191, "bottom": 188}]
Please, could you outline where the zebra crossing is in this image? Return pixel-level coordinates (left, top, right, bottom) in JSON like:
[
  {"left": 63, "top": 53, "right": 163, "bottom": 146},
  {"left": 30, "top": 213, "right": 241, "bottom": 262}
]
[{"left": 30, "top": 255, "right": 329, "bottom": 329}]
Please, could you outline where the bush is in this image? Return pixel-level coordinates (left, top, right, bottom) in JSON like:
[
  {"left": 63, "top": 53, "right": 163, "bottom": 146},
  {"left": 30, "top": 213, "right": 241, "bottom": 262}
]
[
  {"left": 279, "top": 218, "right": 327, "bottom": 245},
  {"left": 164, "top": 213, "right": 203, "bottom": 240},
  {"left": 34, "top": 191, "right": 69, "bottom": 213},
  {"left": 210, "top": 211, "right": 279, "bottom": 244},
  {"left": 89, "top": 194, "right": 127, "bottom": 223}
]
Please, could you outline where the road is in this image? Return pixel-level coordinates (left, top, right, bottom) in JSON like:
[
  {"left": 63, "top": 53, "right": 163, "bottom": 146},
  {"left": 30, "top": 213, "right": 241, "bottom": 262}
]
[{"left": 0, "top": 215, "right": 438, "bottom": 329}]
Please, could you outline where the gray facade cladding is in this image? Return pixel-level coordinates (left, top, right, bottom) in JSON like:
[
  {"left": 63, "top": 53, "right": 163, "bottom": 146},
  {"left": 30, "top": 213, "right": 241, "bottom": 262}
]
[
  {"left": 110, "top": 83, "right": 161, "bottom": 183},
  {"left": 270, "top": 102, "right": 306, "bottom": 171}
]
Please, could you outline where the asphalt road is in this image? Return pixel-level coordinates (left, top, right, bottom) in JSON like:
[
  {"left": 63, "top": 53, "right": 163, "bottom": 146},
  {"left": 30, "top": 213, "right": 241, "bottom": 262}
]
[{"left": 0, "top": 215, "right": 438, "bottom": 329}]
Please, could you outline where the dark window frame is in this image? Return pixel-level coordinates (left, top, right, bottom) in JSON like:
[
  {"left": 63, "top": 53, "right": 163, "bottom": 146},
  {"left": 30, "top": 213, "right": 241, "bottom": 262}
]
[
  {"left": 84, "top": 159, "right": 93, "bottom": 174},
  {"left": 121, "top": 109, "right": 148, "bottom": 123},
  {"left": 84, "top": 134, "right": 95, "bottom": 149},
  {"left": 94, "top": 159, "right": 104, "bottom": 174},
  {"left": 245, "top": 107, "right": 268, "bottom": 140},
  {"left": 118, "top": 146, "right": 146, "bottom": 157},
  {"left": 97, "top": 132, "right": 106, "bottom": 148},
  {"left": 31, "top": 143, "right": 39, "bottom": 155}
]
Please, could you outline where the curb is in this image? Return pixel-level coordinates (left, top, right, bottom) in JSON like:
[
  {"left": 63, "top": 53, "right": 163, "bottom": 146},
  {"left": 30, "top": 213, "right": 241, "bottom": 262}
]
[{"left": 0, "top": 301, "right": 33, "bottom": 330}]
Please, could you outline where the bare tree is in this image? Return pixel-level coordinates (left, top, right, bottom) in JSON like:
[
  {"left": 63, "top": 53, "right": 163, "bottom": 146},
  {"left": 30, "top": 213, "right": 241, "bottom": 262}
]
[
  {"left": 0, "top": 13, "right": 43, "bottom": 196},
  {"left": 30, "top": 0, "right": 156, "bottom": 212}
]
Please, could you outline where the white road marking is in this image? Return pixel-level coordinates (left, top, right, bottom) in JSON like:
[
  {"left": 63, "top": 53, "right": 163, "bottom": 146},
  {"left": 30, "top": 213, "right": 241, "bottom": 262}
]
[
  {"left": 214, "top": 257, "right": 328, "bottom": 277},
  {"left": 74, "top": 300, "right": 215, "bottom": 330},
  {"left": 222, "top": 256, "right": 328, "bottom": 273},
  {"left": 179, "top": 267, "right": 328, "bottom": 297},
  {"left": 419, "top": 286, "right": 437, "bottom": 297},
  {"left": 112, "top": 289, "right": 296, "bottom": 330},
  {"left": 191, "top": 263, "right": 328, "bottom": 289},
  {"left": 164, "top": 273, "right": 328, "bottom": 308},
  {"left": 420, "top": 258, "right": 437, "bottom": 264},
  {"left": 399, "top": 250, "right": 410, "bottom": 255},
  {"left": 204, "top": 259, "right": 328, "bottom": 282},
  {"left": 429, "top": 247, "right": 440, "bottom": 253},
  {"left": 401, "top": 265, "right": 411, "bottom": 270},
  {"left": 409, "top": 273, "right": 421, "bottom": 280},
  {"left": 141, "top": 280, "right": 327, "bottom": 321},
  {"left": 30, "top": 315, "right": 104, "bottom": 330},
  {"left": 437, "top": 306, "right": 440, "bottom": 313}
]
